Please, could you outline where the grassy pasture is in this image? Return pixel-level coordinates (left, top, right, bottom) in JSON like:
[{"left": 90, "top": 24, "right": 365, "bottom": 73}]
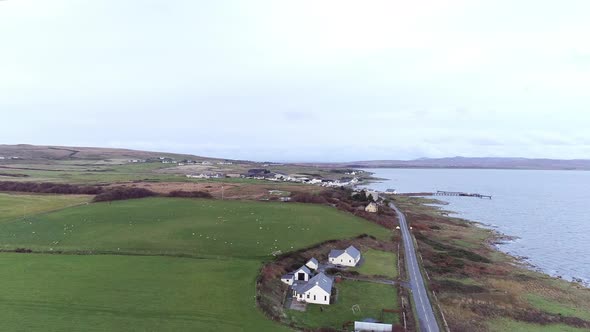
[
  {"left": 526, "top": 293, "right": 590, "bottom": 321},
  {"left": 0, "top": 253, "right": 290, "bottom": 332},
  {"left": 0, "top": 197, "right": 389, "bottom": 257},
  {"left": 0, "top": 193, "right": 91, "bottom": 224},
  {"left": 355, "top": 249, "right": 398, "bottom": 279},
  {"left": 0, "top": 196, "right": 390, "bottom": 331},
  {"left": 288, "top": 280, "right": 399, "bottom": 329}
]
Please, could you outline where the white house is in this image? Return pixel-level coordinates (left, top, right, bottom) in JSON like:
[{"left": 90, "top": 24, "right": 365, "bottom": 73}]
[
  {"left": 292, "top": 272, "right": 333, "bottom": 305},
  {"left": 305, "top": 257, "right": 319, "bottom": 271},
  {"left": 329, "top": 245, "right": 362, "bottom": 267},
  {"left": 365, "top": 202, "right": 379, "bottom": 213}
]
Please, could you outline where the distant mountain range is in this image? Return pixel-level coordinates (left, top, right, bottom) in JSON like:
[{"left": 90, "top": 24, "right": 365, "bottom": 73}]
[
  {"left": 2, "top": 145, "right": 589, "bottom": 170},
  {"left": 302, "top": 157, "right": 590, "bottom": 170}
]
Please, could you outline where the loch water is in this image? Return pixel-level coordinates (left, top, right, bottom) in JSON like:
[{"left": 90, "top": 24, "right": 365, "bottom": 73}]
[{"left": 364, "top": 168, "right": 590, "bottom": 283}]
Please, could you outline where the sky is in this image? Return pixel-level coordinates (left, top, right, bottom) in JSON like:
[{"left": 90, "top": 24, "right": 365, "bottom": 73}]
[{"left": 1, "top": 0, "right": 589, "bottom": 162}]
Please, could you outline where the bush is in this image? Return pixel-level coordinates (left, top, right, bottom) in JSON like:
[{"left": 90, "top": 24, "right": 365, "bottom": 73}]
[
  {"left": 0, "top": 181, "right": 103, "bottom": 195},
  {"left": 291, "top": 192, "right": 328, "bottom": 204},
  {"left": 167, "top": 190, "right": 213, "bottom": 199},
  {"left": 93, "top": 187, "right": 157, "bottom": 202}
]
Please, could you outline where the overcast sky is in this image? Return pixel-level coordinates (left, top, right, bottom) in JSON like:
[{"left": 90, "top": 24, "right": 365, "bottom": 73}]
[{"left": 1, "top": 0, "right": 589, "bottom": 161}]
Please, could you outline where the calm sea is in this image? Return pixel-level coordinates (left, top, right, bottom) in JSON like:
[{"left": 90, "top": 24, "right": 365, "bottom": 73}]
[{"left": 363, "top": 168, "right": 590, "bottom": 284}]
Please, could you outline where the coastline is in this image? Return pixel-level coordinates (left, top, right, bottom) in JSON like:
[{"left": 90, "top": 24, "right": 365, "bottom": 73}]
[
  {"left": 424, "top": 197, "right": 588, "bottom": 287},
  {"left": 392, "top": 194, "right": 590, "bottom": 331}
]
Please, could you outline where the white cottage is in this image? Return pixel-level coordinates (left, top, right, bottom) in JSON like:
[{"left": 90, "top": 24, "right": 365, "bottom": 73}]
[
  {"left": 292, "top": 272, "right": 333, "bottom": 305},
  {"left": 329, "top": 245, "right": 361, "bottom": 267},
  {"left": 365, "top": 202, "right": 379, "bottom": 213},
  {"left": 305, "top": 257, "right": 319, "bottom": 271}
]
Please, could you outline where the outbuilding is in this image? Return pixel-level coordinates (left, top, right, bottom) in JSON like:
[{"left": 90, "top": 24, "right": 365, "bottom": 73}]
[
  {"left": 305, "top": 257, "right": 319, "bottom": 271},
  {"left": 293, "top": 265, "right": 312, "bottom": 282}
]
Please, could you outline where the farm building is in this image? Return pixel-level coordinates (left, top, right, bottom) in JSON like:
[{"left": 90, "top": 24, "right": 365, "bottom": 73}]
[
  {"left": 329, "top": 245, "right": 362, "bottom": 267},
  {"left": 354, "top": 321, "right": 393, "bottom": 332},
  {"left": 365, "top": 202, "right": 379, "bottom": 213},
  {"left": 305, "top": 257, "right": 319, "bottom": 271},
  {"left": 281, "top": 265, "right": 311, "bottom": 285},
  {"left": 293, "top": 265, "right": 312, "bottom": 281},
  {"left": 292, "top": 272, "right": 333, "bottom": 305},
  {"left": 281, "top": 272, "right": 295, "bottom": 285}
]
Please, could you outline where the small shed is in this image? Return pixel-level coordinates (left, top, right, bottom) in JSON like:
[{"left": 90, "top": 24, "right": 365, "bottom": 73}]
[
  {"left": 306, "top": 257, "right": 319, "bottom": 270},
  {"left": 354, "top": 321, "right": 392, "bottom": 332}
]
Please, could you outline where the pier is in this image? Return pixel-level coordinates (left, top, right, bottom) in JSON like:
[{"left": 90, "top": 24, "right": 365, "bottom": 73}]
[{"left": 435, "top": 190, "right": 492, "bottom": 199}]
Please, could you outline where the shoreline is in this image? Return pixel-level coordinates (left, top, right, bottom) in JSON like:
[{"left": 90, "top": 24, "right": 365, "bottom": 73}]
[
  {"left": 391, "top": 194, "right": 590, "bottom": 331},
  {"left": 422, "top": 196, "right": 589, "bottom": 287}
]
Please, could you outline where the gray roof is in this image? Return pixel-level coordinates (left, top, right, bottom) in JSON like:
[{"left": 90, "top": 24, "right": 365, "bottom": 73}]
[
  {"left": 307, "top": 257, "right": 319, "bottom": 266},
  {"left": 345, "top": 246, "right": 361, "bottom": 260},
  {"left": 297, "top": 272, "right": 333, "bottom": 294},
  {"left": 328, "top": 249, "right": 345, "bottom": 259},
  {"left": 281, "top": 272, "right": 294, "bottom": 279},
  {"left": 329, "top": 246, "right": 361, "bottom": 260},
  {"left": 294, "top": 265, "right": 312, "bottom": 275}
]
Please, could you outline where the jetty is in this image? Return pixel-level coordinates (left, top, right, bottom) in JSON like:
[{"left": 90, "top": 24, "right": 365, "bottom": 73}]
[{"left": 435, "top": 190, "right": 492, "bottom": 199}]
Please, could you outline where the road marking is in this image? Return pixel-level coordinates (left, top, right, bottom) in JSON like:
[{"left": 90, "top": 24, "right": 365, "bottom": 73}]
[{"left": 394, "top": 204, "right": 437, "bottom": 332}]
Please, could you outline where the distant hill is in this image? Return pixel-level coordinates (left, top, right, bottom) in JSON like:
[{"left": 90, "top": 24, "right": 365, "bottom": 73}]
[
  {"left": 302, "top": 157, "right": 590, "bottom": 170},
  {"left": 0, "top": 144, "right": 210, "bottom": 161}
]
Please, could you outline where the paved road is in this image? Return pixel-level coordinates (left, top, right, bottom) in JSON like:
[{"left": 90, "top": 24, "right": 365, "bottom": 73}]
[{"left": 391, "top": 203, "right": 440, "bottom": 332}]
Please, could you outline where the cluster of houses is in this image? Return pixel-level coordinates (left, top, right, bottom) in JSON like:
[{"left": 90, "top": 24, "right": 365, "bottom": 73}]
[
  {"left": 280, "top": 246, "right": 362, "bottom": 306},
  {"left": 244, "top": 171, "right": 361, "bottom": 188}
]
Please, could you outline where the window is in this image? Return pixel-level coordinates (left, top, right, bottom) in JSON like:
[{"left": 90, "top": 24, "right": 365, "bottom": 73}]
[
  {"left": 314, "top": 295, "right": 316, "bottom": 300},
  {"left": 349, "top": 259, "right": 352, "bottom": 263},
  {"left": 307, "top": 294, "right": 310, "bottom": 299},
  {"left": 324, "top": 296, "right": 327, "bottom": 301}
]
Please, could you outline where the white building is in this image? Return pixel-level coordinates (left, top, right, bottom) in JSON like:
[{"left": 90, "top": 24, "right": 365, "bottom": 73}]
[
  {"left": 281, "top": 265, "right": 312, "bottom": 285},
  {"left": 354, "top": 321, "right": 393, "bottom": 332},
  {"left": 329, "top": 245, "right": 362, "bottom": 267},
  {"left": 292, "top": 265, "right": 312, "bottom": 282},
  {"left": 365, "top": 202, "right": 379, "bottom": 213},
  {"left": 305, "top": 257, "right": 319, "bottom": 271},
  {"left": 281, "top": 272, "right": 295, "bottom": 285},
  {"left": 292, "top": 272, "right": 333, "bottom": 305}
]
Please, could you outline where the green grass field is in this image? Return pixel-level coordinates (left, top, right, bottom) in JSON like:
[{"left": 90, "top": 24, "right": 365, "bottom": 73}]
[
  {"left": 0, "top": 193, "right": 91, "bottom": 224},
  {"left": 526, "top": 293, "right": 590, "bottom": 321},
  {"left": 355, "top": 249, "right": 398, "bottom": 279},
  {"left": 0, "top": 196, "right": 390, "bottom": 331},
  {"left": 288, "top": 280, "right": 399, "bottom": 329},
  {"left": 0, "top": 197, "right": 389, "bottom": 256},
  {"left": 0, "top": 254, "right": 291, "bottom": 332}
]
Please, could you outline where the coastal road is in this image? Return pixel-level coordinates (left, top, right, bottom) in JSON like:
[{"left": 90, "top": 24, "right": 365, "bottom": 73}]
[{"left": 391, "top": 202, "right": 440, "bottom": 332}]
